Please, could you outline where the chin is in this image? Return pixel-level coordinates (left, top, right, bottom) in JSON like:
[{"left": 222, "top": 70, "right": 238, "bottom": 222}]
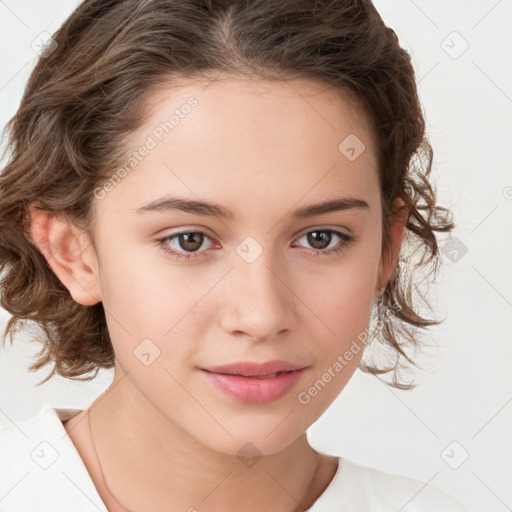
[{"left": 189, "top": 413, "right": 312, "bottom": 460}]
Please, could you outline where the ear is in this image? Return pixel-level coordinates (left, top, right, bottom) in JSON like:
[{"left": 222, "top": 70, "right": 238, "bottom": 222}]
[
  {"left": 375, "top": 197, "right": 409, "bottom": 298},
  {"left": 28, "top": 204, "right": 102, "bottom": 306}
]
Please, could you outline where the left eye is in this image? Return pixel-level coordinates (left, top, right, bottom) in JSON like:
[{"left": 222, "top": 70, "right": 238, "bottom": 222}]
[
  {"left": 156, "top": 228, "right": 354, "bottom": 261},
  {"left": 293, "top": 229, "right": 354, "bottom": 254}
]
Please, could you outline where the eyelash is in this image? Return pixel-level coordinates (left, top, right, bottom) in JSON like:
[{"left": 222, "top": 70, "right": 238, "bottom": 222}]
[{"left": 156, "top": 228, "right": 355, "bottom": 261}]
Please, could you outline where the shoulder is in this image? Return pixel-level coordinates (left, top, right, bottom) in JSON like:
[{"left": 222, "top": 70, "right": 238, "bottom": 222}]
[
  {"left": 0, "top": 405, "right": 107, "bottom": 512},
  {"left": 309, "top": 456, "right": 469, "bottom": 511},
  {"left": 341, "top": 458, "right": 469, "bottom": 510}
]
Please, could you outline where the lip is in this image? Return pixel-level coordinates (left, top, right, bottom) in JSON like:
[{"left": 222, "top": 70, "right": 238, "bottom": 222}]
[
  {"left": 202, "top": 360, "right": 306, "bottom": 377},
  {"left": 200, "top": 360, "right": 308, "bottom": 404}
]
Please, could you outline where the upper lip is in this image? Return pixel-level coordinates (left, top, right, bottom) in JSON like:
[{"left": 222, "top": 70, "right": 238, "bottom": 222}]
[{"left": 201, "top": 360, "right": 307, "bottom": 377}]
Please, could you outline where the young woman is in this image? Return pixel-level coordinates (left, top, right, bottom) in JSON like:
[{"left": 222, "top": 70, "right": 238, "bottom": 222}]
[{"left": 0, "top": 0, "right": 468, "bottom": 510}]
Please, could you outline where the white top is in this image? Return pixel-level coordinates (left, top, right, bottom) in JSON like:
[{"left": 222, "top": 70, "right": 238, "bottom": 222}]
[{"left": 0, "top": 405, "right": 469, "bottom": 511}]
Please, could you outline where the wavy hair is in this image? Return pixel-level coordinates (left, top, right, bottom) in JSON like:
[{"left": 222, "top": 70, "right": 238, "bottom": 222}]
[{"left": 0, "top": 0, "right": 454, "bottom": 388}]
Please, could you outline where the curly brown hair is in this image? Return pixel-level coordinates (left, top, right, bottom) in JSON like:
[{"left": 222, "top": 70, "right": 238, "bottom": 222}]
[{"left": 0, "top": 0, "right": 454, "bottom": 389}]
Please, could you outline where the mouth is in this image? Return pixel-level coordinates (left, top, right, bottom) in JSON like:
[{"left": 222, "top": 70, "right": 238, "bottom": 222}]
[
  {"left": 201, "top": 360, "right": 307, "bottom": 378},
  {"left": 200, "top": 360, "right": 309, "bottom": 404},
  {"left": 203, "top": 369, "right": 300, "bottom": 379}
]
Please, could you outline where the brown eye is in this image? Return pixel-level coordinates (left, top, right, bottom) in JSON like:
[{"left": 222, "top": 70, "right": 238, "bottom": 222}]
[
  {"left": 157, "top": 230, "right": 215, "bottom": 260},
  {"left": 294, "top": 228, "right": 353, "bottom": 255},
  {"left": 176, "top": 232, "right": 205, "bottom": 252},
  {"left": 306, "top": 230, "right": 333, "bottom": 250}
]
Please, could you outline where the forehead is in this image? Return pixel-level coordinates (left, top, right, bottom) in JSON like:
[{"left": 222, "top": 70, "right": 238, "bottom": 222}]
[
  {"left": 93, "top": 76, "right": 379, "bottom": 223},
  {"left": 141, "top": 76, "right": 375, "bottom": 148}
]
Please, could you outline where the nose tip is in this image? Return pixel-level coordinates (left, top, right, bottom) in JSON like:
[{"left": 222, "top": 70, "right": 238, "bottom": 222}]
[{"left": 219, "top": 258, "right": 297, "bottom": 342}]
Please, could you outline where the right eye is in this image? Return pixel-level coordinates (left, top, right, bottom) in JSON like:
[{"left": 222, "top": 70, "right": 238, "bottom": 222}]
[{"left": 156, "top": 230, "right": 217, "bottom": 260}]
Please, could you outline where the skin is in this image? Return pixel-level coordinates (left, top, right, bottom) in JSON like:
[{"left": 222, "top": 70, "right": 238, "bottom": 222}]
[{"left": 30, "top": 76, "right": 407, "bottom": 512}]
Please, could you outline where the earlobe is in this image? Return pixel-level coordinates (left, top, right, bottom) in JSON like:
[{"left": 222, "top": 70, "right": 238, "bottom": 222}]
[
  {"left": 29, "top": 205, "right": 102, "bottom": 306},
  {"left": 375, "top": 198, "right": 409, "bottom": 298}
]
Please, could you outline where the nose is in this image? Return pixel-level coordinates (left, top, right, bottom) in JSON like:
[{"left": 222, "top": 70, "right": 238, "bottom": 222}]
[{"left": 219, "top": 251, "right": 298, "bottom": 342}]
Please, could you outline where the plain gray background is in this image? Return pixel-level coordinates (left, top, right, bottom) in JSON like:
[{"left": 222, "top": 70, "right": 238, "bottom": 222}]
[{"left": 1, "top": 1, "right": 511, "bottom": 511}]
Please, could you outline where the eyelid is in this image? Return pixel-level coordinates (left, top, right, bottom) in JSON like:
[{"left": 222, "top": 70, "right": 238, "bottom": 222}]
[
  {"left": 295, "top": 224, "right": 352, "bottom": 238},
  {"left": 159, "top": 224, "right": 351, "bottom": 244},
  {"left": 156, "top": 225, "right": 355, "bottom": 261},
  {"left": 156, "top": 225, "right": 217, "bottom": 240},
  {"left": 162, "top": 228, "right": 218, "bottom": 248}
]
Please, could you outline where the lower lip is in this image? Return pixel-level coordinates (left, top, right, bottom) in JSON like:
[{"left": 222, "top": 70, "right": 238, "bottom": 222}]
[{"left": 201, "top": 368, "right": 305, "bottom": 404}]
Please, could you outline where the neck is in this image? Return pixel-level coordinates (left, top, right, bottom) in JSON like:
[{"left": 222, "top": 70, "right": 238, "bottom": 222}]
[{"left": 86, "top": 366, "right": 335, "bottom": 512}]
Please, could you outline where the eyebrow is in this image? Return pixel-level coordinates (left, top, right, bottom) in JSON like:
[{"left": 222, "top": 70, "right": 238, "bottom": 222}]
[{"left": 134, "top": 195, "right": 369, "bottom": 219}]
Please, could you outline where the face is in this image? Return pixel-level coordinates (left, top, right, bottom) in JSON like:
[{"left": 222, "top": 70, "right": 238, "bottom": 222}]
[{"left": 37, "top": 77, "right": 400, "bottom": 456}]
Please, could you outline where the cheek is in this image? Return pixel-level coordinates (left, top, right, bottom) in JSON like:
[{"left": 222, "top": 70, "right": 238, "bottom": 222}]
[
  {"left": 97, "top": 238, "right": 186, "bottom": 327},
  {"left": 308, "top": 279, "right": 373, "bottom": 374},
  {"left": 97, "top": 247, "right": 214, "bottom": 374},
  {"left": 297, "top": 241, "right": 380, "bottom": 333},
  {"left": 294, "top": 239, "right": 380, "bottom": 390},
  {"left": 292, "top": 270, "right": 375, "bottom": 419}
]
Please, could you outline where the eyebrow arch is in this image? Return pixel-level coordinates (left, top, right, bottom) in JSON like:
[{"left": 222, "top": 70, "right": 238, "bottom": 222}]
[{"left": 133, "top": 195, "right": 369, "bottom": 219}]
